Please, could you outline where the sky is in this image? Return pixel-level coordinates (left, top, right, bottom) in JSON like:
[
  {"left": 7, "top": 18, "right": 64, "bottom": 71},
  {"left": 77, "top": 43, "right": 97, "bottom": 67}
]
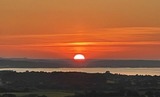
[{"left": 0, "top": 0, "right": 160, "bottom": 59}]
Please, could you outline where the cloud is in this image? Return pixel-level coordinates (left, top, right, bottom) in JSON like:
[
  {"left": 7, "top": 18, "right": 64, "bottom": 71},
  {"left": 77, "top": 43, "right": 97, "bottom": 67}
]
[{"left": 1, "top": 27, "right": 160, "bottom": 45}]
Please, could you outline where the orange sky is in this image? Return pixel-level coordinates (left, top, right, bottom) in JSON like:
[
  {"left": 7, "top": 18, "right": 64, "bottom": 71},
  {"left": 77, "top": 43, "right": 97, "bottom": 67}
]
[{"left": 0, "top": 0, "right": 160, "bottom": 59}]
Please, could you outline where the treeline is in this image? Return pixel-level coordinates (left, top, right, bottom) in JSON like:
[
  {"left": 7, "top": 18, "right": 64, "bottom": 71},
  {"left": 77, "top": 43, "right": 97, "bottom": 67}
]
[{"left": 0, "top": 71, "right": 160, "bottom": 92}]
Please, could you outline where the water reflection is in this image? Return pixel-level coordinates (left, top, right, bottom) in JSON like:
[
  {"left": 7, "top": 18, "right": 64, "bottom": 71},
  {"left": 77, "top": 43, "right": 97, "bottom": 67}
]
[{"left": 0, "top": 68, "right": 160, "bottom": 76}]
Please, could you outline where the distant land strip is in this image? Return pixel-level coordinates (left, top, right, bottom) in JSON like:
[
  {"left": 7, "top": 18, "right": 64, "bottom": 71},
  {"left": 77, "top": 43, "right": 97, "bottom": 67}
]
[{"left": 0, "top": 58, "right": 160, "bottom": 68}]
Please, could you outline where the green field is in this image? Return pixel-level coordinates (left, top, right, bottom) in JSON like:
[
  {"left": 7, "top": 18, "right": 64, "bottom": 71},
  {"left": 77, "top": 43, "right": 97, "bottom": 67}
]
[{"left": 0, "top": 91, "right": 74, "bottom": 97}]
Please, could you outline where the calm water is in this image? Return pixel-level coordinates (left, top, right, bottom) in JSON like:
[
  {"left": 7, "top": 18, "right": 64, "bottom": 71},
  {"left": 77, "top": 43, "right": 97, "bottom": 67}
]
[{"left": 0, "top": 68, "right": 160, "bottom": 75}]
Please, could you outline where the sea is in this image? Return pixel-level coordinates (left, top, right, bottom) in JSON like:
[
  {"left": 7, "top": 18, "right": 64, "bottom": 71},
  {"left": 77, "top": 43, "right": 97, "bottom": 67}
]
[{"left": 0, "top": 68, "right": 160, "bottom": 76}]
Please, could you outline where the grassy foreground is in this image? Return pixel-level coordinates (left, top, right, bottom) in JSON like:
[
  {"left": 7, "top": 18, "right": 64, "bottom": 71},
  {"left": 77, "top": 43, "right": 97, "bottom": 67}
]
[{"left": 0, "top": 91, "right": 74, "bottom": 97}]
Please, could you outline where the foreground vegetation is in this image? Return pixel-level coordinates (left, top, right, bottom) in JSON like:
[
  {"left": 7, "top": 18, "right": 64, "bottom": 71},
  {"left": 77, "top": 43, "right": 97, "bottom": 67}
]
[
  {"left": 0, "top": 70, "right": 160, "bottom": 97},
  {"left": 0, "top": 91, "right": 74, "bottom": 97}
]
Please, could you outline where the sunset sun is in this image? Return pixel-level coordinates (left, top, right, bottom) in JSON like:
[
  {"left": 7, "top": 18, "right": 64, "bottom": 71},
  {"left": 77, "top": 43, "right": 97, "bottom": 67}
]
[{"left": 74, "top": 54, "right": 85, "bottom": 60}]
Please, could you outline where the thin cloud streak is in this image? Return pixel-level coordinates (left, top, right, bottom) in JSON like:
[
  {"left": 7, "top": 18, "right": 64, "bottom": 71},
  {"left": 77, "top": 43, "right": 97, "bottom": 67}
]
[
  {"left": 0, "top": 41, "right": 159, "bottom": 47},
  {"left": 0, "top": 27, "right": 160, "bottom": 45}
]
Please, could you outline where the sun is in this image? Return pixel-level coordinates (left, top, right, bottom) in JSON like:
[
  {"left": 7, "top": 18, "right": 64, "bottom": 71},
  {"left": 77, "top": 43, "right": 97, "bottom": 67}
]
[{"left": 74, "top": 54, "right": 85, "bottom": 60}]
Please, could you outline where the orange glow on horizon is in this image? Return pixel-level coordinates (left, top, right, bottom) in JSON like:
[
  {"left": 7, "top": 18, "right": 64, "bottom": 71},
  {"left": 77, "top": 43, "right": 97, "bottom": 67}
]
[{"left": 0, "top": 0, "right": 160, "bottom": 60}]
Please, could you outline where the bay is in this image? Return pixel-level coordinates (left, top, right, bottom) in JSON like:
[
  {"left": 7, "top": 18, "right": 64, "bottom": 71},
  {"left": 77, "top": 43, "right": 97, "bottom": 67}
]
[{"left": 0, "top": 68, "right": 160, "bottom": 76}]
